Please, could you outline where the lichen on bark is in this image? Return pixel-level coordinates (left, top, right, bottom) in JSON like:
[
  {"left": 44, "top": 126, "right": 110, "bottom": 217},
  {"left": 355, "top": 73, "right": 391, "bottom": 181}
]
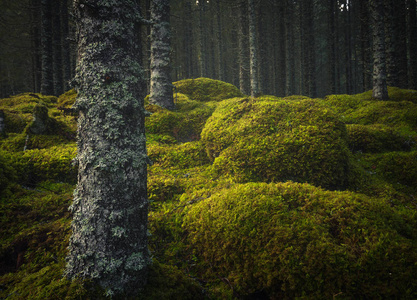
[
  {"left": 65, "top": 0, "right": 150, "bottom": 296},
  {"left": 149, "top": 0, "right": 175, "bottom": 110}
]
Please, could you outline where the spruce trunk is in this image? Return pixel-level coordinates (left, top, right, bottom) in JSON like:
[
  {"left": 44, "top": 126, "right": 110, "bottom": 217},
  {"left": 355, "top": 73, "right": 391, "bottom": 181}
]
[{"left": 65, "top": 0, "right": 150, "bottom": 296}]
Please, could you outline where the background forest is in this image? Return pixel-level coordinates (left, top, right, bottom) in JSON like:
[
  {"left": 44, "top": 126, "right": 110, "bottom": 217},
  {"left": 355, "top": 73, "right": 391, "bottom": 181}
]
[
  {"left": 1, "top": 0, "right": 417, "bottom": 299},
  {"left": 1, "top": 0, "right": 416, "bottom": 98}
]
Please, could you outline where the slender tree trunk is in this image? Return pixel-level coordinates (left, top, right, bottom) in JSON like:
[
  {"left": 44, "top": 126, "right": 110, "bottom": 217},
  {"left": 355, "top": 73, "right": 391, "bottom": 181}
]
[
  {"left": 150, "top": 0, "right": 174, "bottom": 110},
  {"left": 248, "top": 0, "right": 259, "bottom": 97},
  {"left": 328, "top": 0, "right": 336, "bottom": 94},
  {"left": 198, "top": 1, "right": 208, "bottom": 77},
  {"left": 359, "top": 0, "right": 372, "bottom": 91},
  {"left": 52, "top": 0, "right": 63, "bottom": 96},
  {"left": 40, "top": 0, "right": 54, "bottom": 95},
  {"left": 216, "top": 0, "right": 223, "bottom": 81},
  {"left": 408, "top": 0, "right": 417, "bottom": 89},
  {"left": 61, "top": 0, "right": 71, "bottom": 91},
  {"left": 238, "top": 0, "right": 250, "bottom": 95},
  {"left": 370, "top": 0, "right": 389, "bottom": 99},
  {"left": 65, "top": 0, "right": 150, "bottom": 296},
  {"left": 285, "top": 0, "right": 295, "bottom": 96}
]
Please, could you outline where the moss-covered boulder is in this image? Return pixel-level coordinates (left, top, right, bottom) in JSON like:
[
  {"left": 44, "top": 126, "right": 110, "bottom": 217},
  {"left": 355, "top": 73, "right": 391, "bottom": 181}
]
[
  {"left": 145, "top": 93, "right": 216, "bottom": 142},
  {"left": 202, "top": 97, "right": 351, "bottom": 189},
  {"left": 183, "top": 181, "right": 417, "bottom": 299},
  {"left": 57, "top": 89, "right": 77, "bottom": 107},
  {"left": 2, "top": 144, "right": 77, "bottom": 185},
  {"left": 0, "top": 93, "right": 57, "bottom": 134},
  {"left": 347, "top": 124, "right": 416, "bottom": 153},
  {"left": 173, "top": 77, "right": 244, "bottom": 102}
]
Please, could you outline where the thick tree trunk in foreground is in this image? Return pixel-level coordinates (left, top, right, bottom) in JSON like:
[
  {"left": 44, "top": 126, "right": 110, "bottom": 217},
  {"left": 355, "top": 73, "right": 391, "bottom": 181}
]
[
  {"left": 370, "top": 0, "right": 389, "bottom": 100},
  {"left": 65, "top": 0, "right": 150, "bottom": 296},
  {"left": 149, "top": 0, "right": 174, "bottom": 110}
]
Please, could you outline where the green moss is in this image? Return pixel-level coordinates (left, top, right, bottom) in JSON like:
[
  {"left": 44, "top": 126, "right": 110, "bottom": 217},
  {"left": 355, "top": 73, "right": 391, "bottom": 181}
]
[
  {"left": 57, "top": 89, "right": 77, "bottom": 107},
  {"left": 323, "top": 89, "right": 417, "bottom": 132},
  {"left": 347, "top": 124, "right": 416, "bottom": 153},
  {"left": 148, "top": 141, "right": 210, "bottom": 169},
  {"left": 148, "top": 173, "right": 185, "bottom": 204},
  {"left": 0, "top": 152, "right": 17, "bottom": 198},
  {"left": 183, "top": 181, "right": 417, "bottom": 299},
  {"left": 145, "top": 95, "right": 215, "bottom": 142},
  {"left": 2, "top": 144, "right": 77, "bottom": 185},
  {"left": 359, "top": 151, "right": 417, "bottom": 192},
  {"left": 174, "top": 78, "right": 244, "bottom": 102},
  {"left": 137, "top": 260, "right": 205, "bottom": 300},
  {"left": 202, "top": 97, "right": 352, "bottom": 189}
]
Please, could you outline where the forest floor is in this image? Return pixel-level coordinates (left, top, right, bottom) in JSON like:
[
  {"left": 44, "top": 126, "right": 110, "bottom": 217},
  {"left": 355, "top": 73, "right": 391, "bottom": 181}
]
[{"left": 1, "top": 78, "right": 417, "bottom": 299}]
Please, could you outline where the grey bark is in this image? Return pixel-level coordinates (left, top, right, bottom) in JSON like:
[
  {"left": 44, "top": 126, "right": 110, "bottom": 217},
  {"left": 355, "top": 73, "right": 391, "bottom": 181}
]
[
  {"left": 149, "top": 0, "right": 174, "bottom": 110},
  {"left": 248, "top": 0, "right": 259, "bottom": 97},
  {"left": 285, "top": 0, "right": 295, "bottom": 96},
  {"left": 40, "top": 0, "right": 54, "bottom": 95},
  {"left": 409, "top": 0, "right": 417, "bottom": 89},
  {"left": 52, "top": 0, "right": 63, "bottom": 96},
  {"left": 238, "top": 0, "right": 250, "bottom": 95},
  {"left": 61, "top": 0, "right": 72, "bottom": 91},
  {"left": 65, "top": 0, "right": 150, "bottom": 296},
  {"left": 370, "top": 0, "right": 389, "bottom": 100}
]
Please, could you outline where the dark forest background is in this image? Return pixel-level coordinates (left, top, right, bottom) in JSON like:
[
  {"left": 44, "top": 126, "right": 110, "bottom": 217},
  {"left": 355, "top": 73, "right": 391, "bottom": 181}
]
[{"left": 1, "top": 0, "right": 416, "bottom": 99}]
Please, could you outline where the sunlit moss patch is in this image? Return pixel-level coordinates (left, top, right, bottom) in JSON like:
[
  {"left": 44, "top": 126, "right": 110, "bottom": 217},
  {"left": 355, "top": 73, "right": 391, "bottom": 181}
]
[
  {"left": 174, "top": 77, "right": 244, "bottom": 102},
  {"left": 202, "top": 96, "right": 352, "bottom": 189}
]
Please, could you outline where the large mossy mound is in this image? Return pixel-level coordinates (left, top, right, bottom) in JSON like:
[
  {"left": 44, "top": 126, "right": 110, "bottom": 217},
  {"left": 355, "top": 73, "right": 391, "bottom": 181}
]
[
  {"left": 183, "top": 181, "right": 417, "bottom": 299},
  {"left": 202, "top": 97, "right": 351, "bottom": 189},
  {"left": 1, "top": 83, "right": 417, "bottom": 299},
  {"left": 173, "top": 77, "right": 244, "bottom": 102}
]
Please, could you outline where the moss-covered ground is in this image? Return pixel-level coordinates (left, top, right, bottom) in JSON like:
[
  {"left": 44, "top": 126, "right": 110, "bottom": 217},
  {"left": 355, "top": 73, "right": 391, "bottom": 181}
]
[{"left": 1, "top": 79, "right": 417, "bottom": 299}]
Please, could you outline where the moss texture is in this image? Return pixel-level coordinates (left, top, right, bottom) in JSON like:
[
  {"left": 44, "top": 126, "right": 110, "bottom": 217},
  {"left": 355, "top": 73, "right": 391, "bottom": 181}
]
[
  {"left": 202, "top": 97, "right": 351, "bottom": 189},
  {"left": 183, "top": 182, "right": 417, "bottom": 299},
  {"left": 1, "top": 81, "right": 417, "bottom": 299},
  {"left": 174, "top": 77, "right": 244, "bottom": 102}
]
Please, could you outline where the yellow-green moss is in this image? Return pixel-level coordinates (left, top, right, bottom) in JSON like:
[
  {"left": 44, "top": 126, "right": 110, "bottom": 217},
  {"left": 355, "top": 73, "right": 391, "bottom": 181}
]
[
  {"left": 183, "top": 181, "right": 417, "bottom": 299},
  {"left": 57, "top": 89, "right": 77, "bottom": 107},
  {"left": 174, "top": 78, "right": 244, "bottom": 102},
  {"left": 2, "top": 144, "right": 77, "bottom": 185},
  {"left": 148, "top": 141, "right": 210, "bottom": 169},
  {"left": 323, "top": 89, "right": 417, "bottom": 132},
  {"left": 145, "top": 95, "right": 216, "bottom": 142},
  {"left": 347, "top": 124, "right": 416, "bottom": 153},
  {"left": 202, "top": 97, "right": 352, "bottom": 189}
]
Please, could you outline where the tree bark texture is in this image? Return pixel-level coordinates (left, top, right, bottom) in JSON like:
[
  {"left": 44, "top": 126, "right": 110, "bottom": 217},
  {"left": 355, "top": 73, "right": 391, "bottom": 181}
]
[
  {"left": 40, "top": 0, "right": 54, "bottom": 95},
  {"left": 238, "top": 0, "right": 250, "bottom": 95},
  {"left": 65, "top": 0, "right": 150, "bottom": 296},
  {"left": 248, "top": 0, "right": 259, "bottom": 97},
  {"left": 370, "top": 0, "right": 389, "bottom": 100},
  {"left": 149, "top": 0, "right": 174, "bottom": 110},
  {"left": 52, "top": 0, "right": 63, "bottom": 96}
]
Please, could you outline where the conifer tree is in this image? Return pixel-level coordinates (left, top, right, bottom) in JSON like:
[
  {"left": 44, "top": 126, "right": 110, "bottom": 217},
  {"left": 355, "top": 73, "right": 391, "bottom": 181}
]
[
  {"left": 149, "top": 0, "right": 175, "bottom": 110},
  {"left": 65, "top": 0, "right": 151, "bottom": 296},
  {"left": 370, "top": 0, "right": 389, "bottom": 100}
]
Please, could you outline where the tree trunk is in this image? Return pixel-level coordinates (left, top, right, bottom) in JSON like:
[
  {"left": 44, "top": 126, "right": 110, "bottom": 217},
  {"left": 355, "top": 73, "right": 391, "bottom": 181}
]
[
  {"left": 328, "top": 0, "right": 336, "bottom": 94},
  {"left": 61, "top": 0, "right": 72, "bottom": 91},
  {"left": 408, "top": 0, "right": 417, "bottom": 89},
  {"left": 370, "top": 0, "right": 389, "bottom": 100},
  {"left": 40, "top": 0, "right": 54, "bottom": 95},
  {"left": 149, "top": 0, "right": 174, "bottom": 110},
  {"left": 248, "top": 0, "right": 259, "bottom": 97},
  {"left": 52, "top": 0, "right": 63, "bottom": 96},
  {"left": 285, "top": 0, "right": 295, "bottom": 96},
  {"left": 238, "top": 0, "right": 250, "bottom": 95},
  {"left": 65, "top": 0, "right": 150, "bottom": 296}
]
